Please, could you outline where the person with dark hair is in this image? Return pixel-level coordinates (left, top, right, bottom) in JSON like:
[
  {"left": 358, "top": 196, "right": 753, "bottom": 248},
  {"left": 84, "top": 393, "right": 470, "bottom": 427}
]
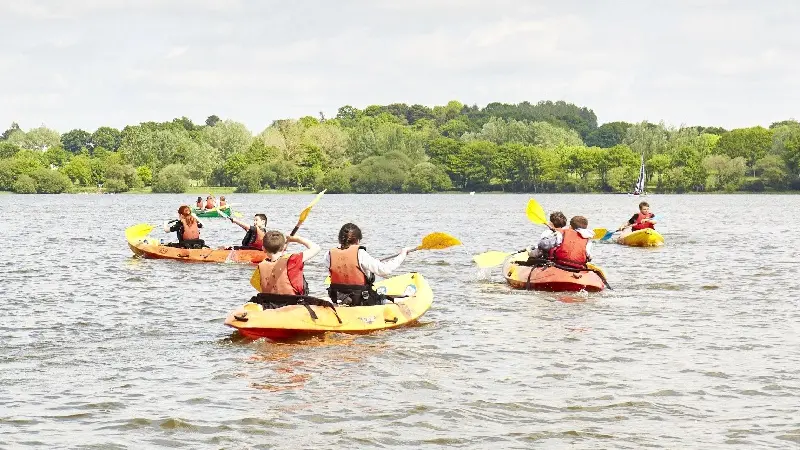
[
  {"left": 164, "top": 205, "right": 205, "bottom": 249},
  {"left": 229, "top": 213, "right": 267, "bottom": 250},
  {"left": 219, "top": 196, "right": 227, "bottom": 208},
  {"left": 549, "top": 215, "right": 593, "bottom": 269},
  {"left": 527, "top": 211, "right": 568, "bottom": 260},
  {"left": 324, "top": 223, "right": 414, "bottom": 307},
  {"left": 204, "top": 195, "right": 216, "bottom": 210},
  {"left": 256, "top": 231, "right": 320, "bottom": 295},
  {"left": 618, "top": 201, "right": 657, "bottom": 232},
  {"left": 195, "top": 196, "right": 203, "bottom": 209}
]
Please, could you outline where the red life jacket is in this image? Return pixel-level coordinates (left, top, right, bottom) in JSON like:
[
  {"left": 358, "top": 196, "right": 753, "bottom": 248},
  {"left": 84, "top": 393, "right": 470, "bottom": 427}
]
[
  {"left": 258, "top": 254, "right": 305, "bottom": 295},
  {"left": 632, "top": 212, "right": 655, "bottom": 231},
  {"left": 329, "top": 246, "right": 368, "bottom": 286},
  {"left": 205, "top": 199, "right": 215, "bottom": 209},
  {"left": 246, "top": 226, "right": 266, "bottom": 250},
  {"left": 550, "top": 228, "right": 588, "bottom": 269},
  {"left": 195, "top": 200, "right": 202, "bottom": 208},
  {"left": 181, "top": 218, "right": 200, "bottom": 240}
]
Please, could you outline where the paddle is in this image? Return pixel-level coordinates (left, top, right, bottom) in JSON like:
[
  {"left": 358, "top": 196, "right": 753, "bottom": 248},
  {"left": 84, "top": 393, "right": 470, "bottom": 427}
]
[
  {"left": 249, "top": 190, "right": 327, "bottom": 291},
  {"left": 125, "top": 223, "right": 155, "bottom": 242},
  {"left": 379, "top": 232, "right": 462, "bottom": 260},
  {"left": 473, "top": 250, "right": 525, "bottom": 269}
]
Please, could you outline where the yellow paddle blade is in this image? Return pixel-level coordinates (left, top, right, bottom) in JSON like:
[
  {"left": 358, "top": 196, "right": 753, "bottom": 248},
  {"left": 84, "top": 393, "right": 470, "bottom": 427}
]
[
  {"left": 325, "top": 275, "right": 331, "bottom": 285},
  {"left": 250, "top": 267, "right": 261, "bottom": 291},
  {"left": 473, "top": 251, "right": 512, "bottom": 269},
  {"left": 419, "top": 232, "right": 461, "bottom": 250},
  {"left": 587, "top": 262, "right": 606, "bottom": 279},
  {"left": 233, "top": 211, "right": 243, "bottom": 218},
  {"left": 298, "top": 190, "right": 326, "bottom": 223},
  {"left": 592, "top": 228, "right": 608, "bottom": 240},
  {"left": 125, "top": 223, "right": 154, "bottom": 242},
  {"left": 525, "top": 198, "right": 547, "bottom": 225}
]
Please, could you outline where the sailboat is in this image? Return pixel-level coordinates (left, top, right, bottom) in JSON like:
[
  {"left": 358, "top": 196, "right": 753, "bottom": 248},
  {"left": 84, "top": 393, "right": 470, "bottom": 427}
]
[{"left": 631, "top": 154, "right": 646, "bottom": 196}]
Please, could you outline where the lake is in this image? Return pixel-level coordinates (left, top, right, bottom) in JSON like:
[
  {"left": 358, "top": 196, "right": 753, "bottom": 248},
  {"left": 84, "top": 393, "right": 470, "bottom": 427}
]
[{"left": 1, "top": 193, "right": 798, "bottom": 448}]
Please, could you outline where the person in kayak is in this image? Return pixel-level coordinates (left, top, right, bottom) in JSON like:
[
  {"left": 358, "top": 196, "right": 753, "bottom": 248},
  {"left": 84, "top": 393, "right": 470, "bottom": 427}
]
[
  {"left": 618, "top": 201, "right": 656, "bottom": 232},
  {"left": 549, "top": 215, "right": 593, "bottom": 269},
  {"left": 195, "top": 196, "right": 203, "bottom": 209},
  {"left": 164, "top": 205, "right": 205, "bottom": 249},
  {"left": 219, "top": 196, "right": 227, "bottom": 208},
  {"left": 229, "top": 213, "right": 267, "bottom": 250},
  {"left": 204, "top": 195, "right": 216, "bottom": 210},
  {"left": 257, "top": 231, "right": 320, "bottom": 295},
  {"left": 325, "top": 223, "right": 413, "bottom": 307},
  {"left": 526, "top": 211, "right": 567, "bottom": 261}
]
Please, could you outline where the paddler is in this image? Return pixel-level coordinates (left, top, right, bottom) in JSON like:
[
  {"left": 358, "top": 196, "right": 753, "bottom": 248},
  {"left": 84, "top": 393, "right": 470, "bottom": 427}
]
[
  {"left": 195, "top": 196, "right": 203, "bottom": 209},
  {"left": 526, "top": 211, "right": 567, "bottom": 262},
  {"left": 325, "top": 223, "right": 413, "bottom": 306},
  {"left": 164, "top": 205, "right": 205, "bottom": 249},
  {"left": 617, "top": 201, "right": 657, "bottom": 232},
  {"left": 219, "top": 196, "right": 228, "bottom": 208},
  {"left": 204, "top": 195, "right": 216, "bottom": 210},
  {"left": 257, "top": 231, "right": 320, "bottom": 295},
  {"left": 229, "top": 213, "right": 268, "bottom": 250},
  {"left": 549, "top": 215, "right": 593, "bottom": 269}
]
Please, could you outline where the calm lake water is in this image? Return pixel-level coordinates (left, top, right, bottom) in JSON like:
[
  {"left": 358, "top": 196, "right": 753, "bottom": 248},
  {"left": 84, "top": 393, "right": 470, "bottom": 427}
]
[{"left": 1, "top": 193, "right": 798, "bottom": 449}]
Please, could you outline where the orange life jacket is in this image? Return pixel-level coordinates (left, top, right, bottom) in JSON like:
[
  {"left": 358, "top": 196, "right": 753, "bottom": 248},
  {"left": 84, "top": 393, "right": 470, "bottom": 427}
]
[
  {"left": 205, "top": 199, "right": 215, "bottom": 209},
  {"left": 259, "top": 254, "right": 305, "bottom": 295},
  {"left": 632, "top": 212, "right": 655, "bottom": 231},
  {"left": 329, "top": 245, "right": 368, "bottom": 286},
  {"left": 181, "top": 218, "right": 200, "bottom": 240},
  {"left": 550, "top": 228, "right": 588, "bottom": 269}
]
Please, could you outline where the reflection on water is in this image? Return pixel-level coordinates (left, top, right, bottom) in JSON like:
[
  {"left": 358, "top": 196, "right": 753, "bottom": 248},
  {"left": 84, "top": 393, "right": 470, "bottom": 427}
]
[{"left": 1, "top": 193, "right": 799, "bottom": 448}]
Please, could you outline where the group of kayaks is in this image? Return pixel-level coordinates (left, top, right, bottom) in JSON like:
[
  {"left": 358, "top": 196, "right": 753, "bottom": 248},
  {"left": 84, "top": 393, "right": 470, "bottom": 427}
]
[{"left": 125, "top": 196, "right": 664, "bottom": 341}]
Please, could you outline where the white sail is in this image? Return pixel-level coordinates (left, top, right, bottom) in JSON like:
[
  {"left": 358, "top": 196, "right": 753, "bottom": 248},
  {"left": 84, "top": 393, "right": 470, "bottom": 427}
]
[{"left": 634, "top": 154, "right": 646, "bottom": 194}]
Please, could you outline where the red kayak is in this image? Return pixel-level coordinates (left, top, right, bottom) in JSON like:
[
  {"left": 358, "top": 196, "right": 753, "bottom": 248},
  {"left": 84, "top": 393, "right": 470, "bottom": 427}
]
[{"left": 502, "top": 252, "right": 605, "bottom": 292}]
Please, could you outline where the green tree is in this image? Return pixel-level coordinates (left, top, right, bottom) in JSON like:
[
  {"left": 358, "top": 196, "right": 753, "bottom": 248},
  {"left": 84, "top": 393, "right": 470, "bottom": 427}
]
[
  {"left": 61, "top": 129, "right": 92, "bottom": 153},
  {"left": 234, "top": 165, "right": 267, "bottom": 193},
  {"left": 61, "top": 155, "right": 94, "bottom": 186},
  {"left": 136, "top": 166, "right": 153, "bottom": 186},
  {"left": 1, "top": 122, "right": 21, "bottom": 141},
  {"left": 201, "top": 120, "right": 253, "bottom": 159},
  {"left": 0, "top": 159, "right": 18, "bottom": 190},
  {"left": 402, "top": 162, "right": 453, "bottom": 193},
  {"left": 43, "top": 145, "right": 71, "bottom": 168},
  {"left": 30, "top": 168, "right": 72, "bottom": 193},
  {"left": 646, "top": 153, "right": 671, "bottom": 190},
  {"left": 0, "top": 141, "right": 21, "bottom": 159},
  {"left": 715, "top": 126, "right": 773, "bottom": 175},
  {"left": 103, "top": 178, "right": 128, "bottom": 193},
  {"left": 585, "top": 121, "right": 631, "bottom": 147},
  {"left": 12, "top": 174, "right": 37, "bottom": 194},
  {"left": 205, "top": 115, "right": 221, "bottom": 127},
  {"left": 318, "top": 167, "right": 352, "bottom": 193},
  {"left": 7, "top": 126, "right": 61, "bottom": 151},
  {"left": 754, "top": 155, "right": 788, "bottom": 189},
  {"left": 152, "top": 164, "right": 190, "bottom": 193},
  {"left": 91, "top": 127, "right": 121, "bottom": 151}
]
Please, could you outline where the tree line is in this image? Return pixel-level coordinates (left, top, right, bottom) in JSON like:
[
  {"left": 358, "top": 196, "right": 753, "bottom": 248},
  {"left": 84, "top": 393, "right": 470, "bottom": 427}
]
[{"left": 1, "top": 101, "right": 799, "bottom": 194}]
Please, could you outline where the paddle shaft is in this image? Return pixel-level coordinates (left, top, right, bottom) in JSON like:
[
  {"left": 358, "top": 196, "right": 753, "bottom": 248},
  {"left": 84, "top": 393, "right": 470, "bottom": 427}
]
[{"left": 380, "top": 246, "right": 420, "bottom": 262}]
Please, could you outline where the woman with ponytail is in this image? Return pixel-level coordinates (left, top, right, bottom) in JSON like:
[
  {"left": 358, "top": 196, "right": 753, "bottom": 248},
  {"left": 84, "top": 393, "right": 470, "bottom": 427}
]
[
  {"left": 164, "top": 205, "right": 206, "bottom": 249},
  {"left": 324, "top": 223, "right": 413, "bottom": 306}
]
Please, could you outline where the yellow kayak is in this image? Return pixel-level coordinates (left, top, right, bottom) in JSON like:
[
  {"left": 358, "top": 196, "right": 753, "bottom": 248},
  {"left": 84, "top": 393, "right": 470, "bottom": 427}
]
[
  {"left": 617, "top": 228, "right": 665, "bottom": 247},
  {"left": 225, "top": 273, "right": 432, "bottom": 340}
]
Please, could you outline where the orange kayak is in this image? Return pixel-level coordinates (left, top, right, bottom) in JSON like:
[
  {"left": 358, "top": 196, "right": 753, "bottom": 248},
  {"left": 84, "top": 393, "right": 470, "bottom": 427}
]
[
  {"left": 502, "top": 252, "right": 605, "bottom": 292},
  {"left": 125, "top": 224, "right": 265, "bottom": 263}
]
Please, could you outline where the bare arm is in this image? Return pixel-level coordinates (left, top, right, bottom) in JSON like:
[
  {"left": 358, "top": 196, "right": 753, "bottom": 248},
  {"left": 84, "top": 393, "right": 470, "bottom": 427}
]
[
  {"left": 229, "top": 217, "right": 249, "bottom": 231},
  {"left": 286, "top": 235, "right": 321, "bottom": 262}
]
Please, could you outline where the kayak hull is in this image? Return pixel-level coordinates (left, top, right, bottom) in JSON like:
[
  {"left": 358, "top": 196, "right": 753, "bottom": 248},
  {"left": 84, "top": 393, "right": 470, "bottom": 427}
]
[
  {"left": 617, "top": 229, "right": 664, "bottom": 247},
  {"left": 127, "top": 237, "right": 265, "bottom": 263},
  {"left": 193, "top": 207, "right": 232, "bottom": 218},
  {"left": 225, "top": 273, "right": 432, "bottom": 340},
  {"left": 502, "top": 252, "right": 605, "bottom": 292}
]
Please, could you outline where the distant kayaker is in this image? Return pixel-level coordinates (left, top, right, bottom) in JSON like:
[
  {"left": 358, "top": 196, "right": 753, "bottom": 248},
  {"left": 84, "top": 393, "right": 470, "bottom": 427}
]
[
  {"left": 257, "top": 231, "right": 320, "bottom": 295},
  {"left": 526, "top": 211, "right": 567, "bottom": 261},
  {"left": 195, "top": 196, "right": 203, "bottom": 209},
  {"left": 229, "top": 214, "right": 268, "bottom": 250},
  {"left": 219, "top": 196, "right": 227, "bottom": 208},
  {"left": 164, "top": 205, "right": 205, "bottom": 249},
  {"left": 550, "top": 215, "right": 593, "bottom": 269},
  {"left": 618, "top": 201, "right": 656, "bottom": 232},
  {"left": 325, "top": 223, "right": 413, "bottom": 307},
  {"left": 205, "top": 195, "right": 216, "bottom": 210}
]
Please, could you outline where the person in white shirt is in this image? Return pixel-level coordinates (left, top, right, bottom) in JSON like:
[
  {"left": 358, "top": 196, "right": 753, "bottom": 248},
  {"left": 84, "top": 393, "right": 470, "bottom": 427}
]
[
  {"left": 324, "top": 223, "right": 414, "bottom": 306},
  {"left": 526, "top": 211, "right": 567, "bottom": 260}
]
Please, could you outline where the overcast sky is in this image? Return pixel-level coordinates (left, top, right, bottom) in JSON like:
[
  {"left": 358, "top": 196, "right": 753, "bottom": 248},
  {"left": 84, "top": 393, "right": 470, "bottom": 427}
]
[{"left": 1, "top": 0, "right": 798, "bottom": 134}]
